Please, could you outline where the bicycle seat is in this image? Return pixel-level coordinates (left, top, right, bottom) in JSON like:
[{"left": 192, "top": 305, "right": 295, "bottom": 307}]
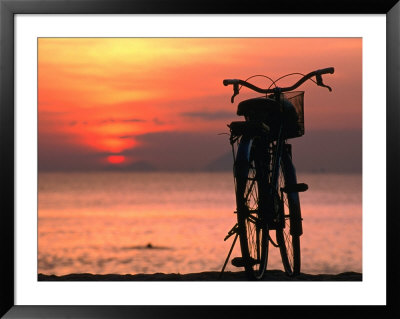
[{"left": 237, "top": 97, "right": 280, "bottom": 117}]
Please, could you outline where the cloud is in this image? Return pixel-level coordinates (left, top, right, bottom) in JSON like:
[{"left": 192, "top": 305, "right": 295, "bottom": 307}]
[
  {"left": 119, "top": 135, "right": 135, "bottom": 139},
  {"left": 38, "top": 132, "right": 103, "bottom": 171},
  {"left": 38, "top": 110, "right": 71, "bottom": 117},
  {"left": 38, "top": 128, "right": 361, "bottom": 173},
  {"left": 119, "top": 129, "right": 361, "bottom": 172},
  {"left": 122, "top": 118, "right": 146, "bottom": 123},
  {"left": 99, "top": 118, "right": 145, "bottom": 124},
  {"left": 121, "top": 131, "right": 231, "bottom": 171},
  {"left": 153, "top": 117, "right": 165, "bottom": 125},
  {"left": 180, "top": 111, "right": 234, "bottom": 120}
]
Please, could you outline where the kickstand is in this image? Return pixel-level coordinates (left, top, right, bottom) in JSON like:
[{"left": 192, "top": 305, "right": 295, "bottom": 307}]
[{"left": 218, "top": 233, "right": 238, "bottom": 280}]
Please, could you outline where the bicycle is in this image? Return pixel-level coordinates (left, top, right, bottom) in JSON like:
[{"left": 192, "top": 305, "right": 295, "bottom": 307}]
[{"left": 220, "top": 67, "right": 334, "bottom": 280}]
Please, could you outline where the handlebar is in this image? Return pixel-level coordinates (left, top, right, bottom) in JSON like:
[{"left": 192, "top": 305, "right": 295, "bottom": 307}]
[
  {"left": 316, "top": 67, "right": 334, "bottom": 75},
  {"left": 223, "top": 67, "right": 334, "bottom": 103}
]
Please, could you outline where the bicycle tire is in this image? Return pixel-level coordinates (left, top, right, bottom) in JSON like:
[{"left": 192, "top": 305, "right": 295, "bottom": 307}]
[
  {"left": 234, "top": 136, "right": 269, "bottom": 280},
  {"left": 275, "top": 148, "right": 301, "bottom": 276}
]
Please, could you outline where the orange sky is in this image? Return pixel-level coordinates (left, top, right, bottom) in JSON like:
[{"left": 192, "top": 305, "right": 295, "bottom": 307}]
[{"left": 38, "top": 38, "right": 362, "bottom": 171}]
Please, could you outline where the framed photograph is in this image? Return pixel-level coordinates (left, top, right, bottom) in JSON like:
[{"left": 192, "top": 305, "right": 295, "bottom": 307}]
[{"left": 1, "top": 0, "right": 399, "bottom": 318}]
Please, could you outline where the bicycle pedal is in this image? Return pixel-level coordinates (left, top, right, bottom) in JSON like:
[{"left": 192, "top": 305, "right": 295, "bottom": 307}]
[
  {"left": 231, "top": 257, "right": 259, "bottom": 267},
  {"left": 281, "top": 183, "right": 308, "bottom": 193}
]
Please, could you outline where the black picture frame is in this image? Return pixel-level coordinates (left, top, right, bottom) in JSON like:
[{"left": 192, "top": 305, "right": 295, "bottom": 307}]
[{"left": 1, "top": 0, "right": 399, "bottom": 318}]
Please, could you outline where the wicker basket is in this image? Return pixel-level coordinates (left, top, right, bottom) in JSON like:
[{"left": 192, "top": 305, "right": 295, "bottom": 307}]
[{"left": 281, "top": 91, "right": 304, "bottom": 139}]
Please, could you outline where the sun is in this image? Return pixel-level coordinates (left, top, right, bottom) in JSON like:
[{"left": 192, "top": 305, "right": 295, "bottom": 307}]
[{"left": 107, "top": 155, "right": 125, "bottom": 164}]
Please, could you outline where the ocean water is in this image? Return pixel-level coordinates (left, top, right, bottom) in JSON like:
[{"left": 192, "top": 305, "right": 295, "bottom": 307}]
[{"left": 38, "top": 171, "right": 362, "bottom": 276}]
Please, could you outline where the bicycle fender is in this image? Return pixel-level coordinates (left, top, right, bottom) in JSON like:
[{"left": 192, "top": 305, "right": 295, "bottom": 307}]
[
  {"left": 234, "top": 136, "right": 253, "bottom": 208},
  {"left": 281, "top": 149, "right": 303, "bottom": 236}
]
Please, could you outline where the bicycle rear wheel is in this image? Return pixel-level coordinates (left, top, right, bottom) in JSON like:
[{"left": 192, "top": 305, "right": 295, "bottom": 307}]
[
  {"left": 234, "top": 136, "right": 269, "bottom": 280},
  {"left": 275, "top": 149, "right": 301, "bottom": 276}
]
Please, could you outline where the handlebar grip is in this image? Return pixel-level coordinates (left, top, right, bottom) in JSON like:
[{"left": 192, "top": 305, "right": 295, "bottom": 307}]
[
  {"left": 223, "top": 79, "right": 239, "bottom": 86},
  {"left": 316, "top": 67, "right": 334, "bottom": 74}
]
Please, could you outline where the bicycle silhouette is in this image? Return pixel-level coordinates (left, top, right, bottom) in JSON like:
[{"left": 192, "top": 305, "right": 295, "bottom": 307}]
[{"left": 221, "top": 68, "right": 334, "bottom": 280}]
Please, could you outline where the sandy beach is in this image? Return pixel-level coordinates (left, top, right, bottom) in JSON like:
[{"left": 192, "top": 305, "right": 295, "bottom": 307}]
[{"left": 38, "top": 270, "right": 362, "bottom": 281}]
